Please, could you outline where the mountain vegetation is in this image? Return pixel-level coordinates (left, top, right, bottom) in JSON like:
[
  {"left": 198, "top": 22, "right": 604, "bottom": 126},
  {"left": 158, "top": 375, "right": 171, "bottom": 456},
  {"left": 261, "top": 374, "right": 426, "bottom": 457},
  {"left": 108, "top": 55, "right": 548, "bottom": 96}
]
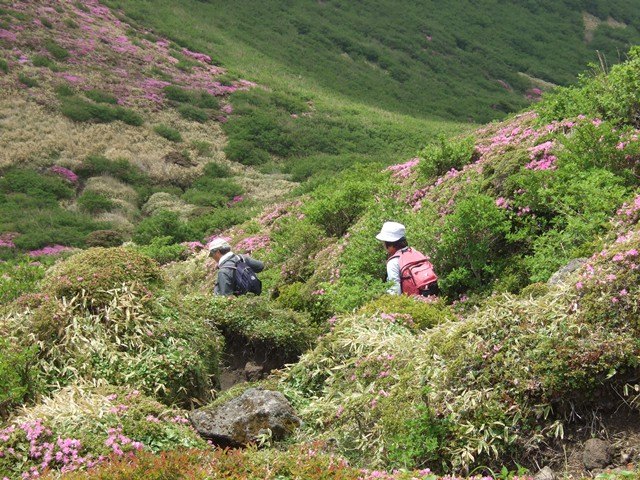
[{"left": 1, "top": 0, "right": 640, "bottom": 479}]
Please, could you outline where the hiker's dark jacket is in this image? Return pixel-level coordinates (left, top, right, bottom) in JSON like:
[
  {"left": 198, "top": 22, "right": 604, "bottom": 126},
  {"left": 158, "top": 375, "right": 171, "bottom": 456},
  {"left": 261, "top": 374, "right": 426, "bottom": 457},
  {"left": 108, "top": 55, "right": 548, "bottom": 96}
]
[{"left": 214, "top": 253, "right": 264, "bottom": 296}]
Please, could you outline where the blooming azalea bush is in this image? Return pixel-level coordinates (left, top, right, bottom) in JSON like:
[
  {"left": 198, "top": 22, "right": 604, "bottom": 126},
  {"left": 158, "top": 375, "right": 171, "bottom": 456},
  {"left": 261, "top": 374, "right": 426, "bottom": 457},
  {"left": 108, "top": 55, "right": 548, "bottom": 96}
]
[{"left": 0, "top": 385, "right": 205, "bottom": 479}]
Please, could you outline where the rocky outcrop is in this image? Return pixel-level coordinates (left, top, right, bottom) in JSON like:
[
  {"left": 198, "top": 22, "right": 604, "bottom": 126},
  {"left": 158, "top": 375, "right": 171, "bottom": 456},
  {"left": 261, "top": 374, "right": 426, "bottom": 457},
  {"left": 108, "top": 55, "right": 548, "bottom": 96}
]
[
  {"left": 547, "top": 258, "right": 587, "bottom": 285},
  {"left": 189, "top": 388, "right": 301, "bottom": 447}
]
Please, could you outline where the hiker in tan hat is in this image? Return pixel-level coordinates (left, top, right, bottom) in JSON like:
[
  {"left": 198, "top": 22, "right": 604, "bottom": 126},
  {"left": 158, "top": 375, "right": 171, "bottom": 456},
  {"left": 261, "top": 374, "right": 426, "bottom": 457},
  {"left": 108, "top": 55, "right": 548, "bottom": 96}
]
[{"left": 208, "top": 238, "right": 264, "bottom": 296}]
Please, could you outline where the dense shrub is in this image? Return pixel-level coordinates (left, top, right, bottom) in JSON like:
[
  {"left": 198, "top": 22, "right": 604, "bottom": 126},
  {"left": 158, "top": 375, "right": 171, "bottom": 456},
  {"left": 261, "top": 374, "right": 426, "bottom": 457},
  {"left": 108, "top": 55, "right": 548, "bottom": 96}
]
[
  {"left": 134, "top": 236, "right": 188, "bottom": 265},
  {"left": 0, "top": 339, "right": 35, "bottom": 419},
  {"left": 359, "top": 295, "right": 454, "bottom": 330},
  {"left": 85, "top": 229, "right": 125, "bottom": 248},
  {"left": 18, "top": 72, "right": 38, "bottom": 87},
  {"left": 77, "top": 190, "right": 116, "bottom": 214},
  {"left": 435, "top": 194, "right": 512, "bottom": 295},
  {"left": 304, "top": 167, "right": 383, "bottom": 237},
  {"left": 61, "top": 97, "right": 144, "bottom": 126},
  {"left": 133, "top": 210, "right": 194, "bottom": 245},
  {"left": 45, "top": 247, "right": 164, "bottom": 304},
  {"left": 0, "top": 168, "right": 74, "bottom": 200},
  {"left": 418, "top": 135, "right": 477, "bottom": 179},
  {"left": 44, "top": 39, "right": 70, "bottom": 60},
  {"left": 181, "top": 177, "right": 243, "bottom": 207},
  {"left": 1, "top": 283, "right": 221, "bottom": 405},
  {"left": 154, "top": 124, "right": 182, "bottom": 142},
  {"left": 208, "top": 295, "right": 319, "bottom": 359},
  {"left": 76, "top": 155, "right": 150, "bottom": 187},
  {"left": 537, "top": 46, "right": 640, "bottom": 125},
  {"left": 84, "top": 89, "right": 118, "bottom": 104},
  {"left": 0, "top": 58, "right": 8, "bottom": 74},
  {"left": 0, "top": 260, "right": 46, "bottom": 304},
  {"left": 185, "top": 206, "right": 252, "bottom": 239},
  {"left": 177, "top": 104, "right": 209, "bottom": 123},
  {"left": 0, "top": 386, "right": 206, "bottom": 479}
]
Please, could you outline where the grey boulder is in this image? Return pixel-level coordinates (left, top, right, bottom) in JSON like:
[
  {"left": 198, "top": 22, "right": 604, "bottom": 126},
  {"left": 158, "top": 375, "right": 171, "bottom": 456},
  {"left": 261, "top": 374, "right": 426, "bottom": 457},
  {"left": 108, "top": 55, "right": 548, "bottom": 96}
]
[
  {"left": 547, "top": 258, "right": 587, "bottom": 285},
  {"left": 189, "top": 388, "right": 301, "bottom": 447}
]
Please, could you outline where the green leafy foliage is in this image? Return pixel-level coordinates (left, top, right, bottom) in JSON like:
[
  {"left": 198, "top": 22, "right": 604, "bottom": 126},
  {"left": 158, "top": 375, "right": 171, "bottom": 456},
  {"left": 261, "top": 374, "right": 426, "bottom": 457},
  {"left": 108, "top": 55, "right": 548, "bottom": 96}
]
[
  {"left": 134, "top": 236, "right": 188, "bottom": 265},
  {"left": 85, "top": 229, "right": 125, "bottom": 248},
  {"left": 177, "top": 104, "right": 209, "bottom": 123},
  {"left": 44, "top": 39, "right": 70, "bottom": 60},
  {"left": 77, "top": 190, "right": 116, "bottom": 214},
  {"left": 60, "top": 97, "right": 144, "bottom": 125},
  {"left": 153, "top": 124, "right": 182, "bottom": 142},
  {"left": 84, "top": 89, "right": 119, "bottom": 104},
  {"left": 0, "top": 339, "right": 35, "bottom": 419},
  {"left": 359, "top": 295, "right": 454, "bottom": 330},
  {"left": 0, "top": 58, "right": 8, "bottom": 74},
  {"left": 18, "top": 72, "right": 38, "bottom": 87},
  {"left": 134, "top": 210, "right": 194, "bottom": 245},
  {"left": 418, "top": 135, "right": 477, "bottom": 179}
]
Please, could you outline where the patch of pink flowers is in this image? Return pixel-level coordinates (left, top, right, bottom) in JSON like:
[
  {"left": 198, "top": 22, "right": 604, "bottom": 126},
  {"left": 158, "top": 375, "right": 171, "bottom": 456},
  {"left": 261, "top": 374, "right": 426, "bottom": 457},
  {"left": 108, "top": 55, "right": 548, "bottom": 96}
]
[
  {"left": 386, "top": 158, "right": 420, "bottom": 179},
  {"left": 49, "top": 166, "right": 79, "bottom": 183},
  {"left": 28, "top": 245, "right": 73, "bottom": 257},
  {"left": 525, "top": 140, "right": 557, "bottom": 171},
  {"left": 181, "top": 241, "right": 205, "bottom": 253},
  {"left": 236, "top": 235, "right": 270, "bottom": 253}
]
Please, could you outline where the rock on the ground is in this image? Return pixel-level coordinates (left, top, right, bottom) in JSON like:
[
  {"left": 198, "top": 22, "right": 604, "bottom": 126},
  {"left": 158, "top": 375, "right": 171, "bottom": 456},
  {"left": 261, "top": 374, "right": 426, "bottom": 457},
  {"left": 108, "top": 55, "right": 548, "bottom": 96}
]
[
  {"left": 583, "top": 438, "right": 613, "bottom": 470},
  {"left": 244, "top": 361, "right": 264, "bottom": 381},
  {"left": 547, "top": 258, "right": 587, "bottom": 285},
  {"left": 533, "top": 466, "right": 555, "bottom": 480},
  {"left": 189, "top": 388, "right": 301, "bottom": 447}
]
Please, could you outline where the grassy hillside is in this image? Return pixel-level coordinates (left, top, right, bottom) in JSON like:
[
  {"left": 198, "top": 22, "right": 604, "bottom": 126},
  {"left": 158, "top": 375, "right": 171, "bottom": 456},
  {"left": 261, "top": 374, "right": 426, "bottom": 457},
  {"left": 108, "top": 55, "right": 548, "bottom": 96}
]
[{"left": 106, "top": 0, "right": 640, "bottom": 122}]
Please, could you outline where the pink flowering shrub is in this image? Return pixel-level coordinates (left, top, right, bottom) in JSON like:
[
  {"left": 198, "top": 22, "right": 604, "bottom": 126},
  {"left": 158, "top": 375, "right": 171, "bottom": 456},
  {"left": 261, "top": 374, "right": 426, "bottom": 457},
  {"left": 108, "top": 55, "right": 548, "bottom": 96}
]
[
  {"left": 0, "top": 386, "right": 205, "bottom": 479},
  {"left": 48, "top": 166, "right": 79, "bottom": 184}
]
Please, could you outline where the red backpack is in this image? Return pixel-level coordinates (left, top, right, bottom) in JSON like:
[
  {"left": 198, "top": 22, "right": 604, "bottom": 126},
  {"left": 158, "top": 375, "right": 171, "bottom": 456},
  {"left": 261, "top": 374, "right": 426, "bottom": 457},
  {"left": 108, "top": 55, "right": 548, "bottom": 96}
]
[{"left": 389, "top": 247, "right": 438, "bottom": 296}]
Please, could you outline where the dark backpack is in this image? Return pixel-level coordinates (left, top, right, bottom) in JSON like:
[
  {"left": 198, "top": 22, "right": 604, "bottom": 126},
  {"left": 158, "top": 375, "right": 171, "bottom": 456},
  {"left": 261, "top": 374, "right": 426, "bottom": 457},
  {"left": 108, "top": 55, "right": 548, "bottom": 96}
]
[{"left": 225, "top": 256, "right": 262, "bottom": 295}]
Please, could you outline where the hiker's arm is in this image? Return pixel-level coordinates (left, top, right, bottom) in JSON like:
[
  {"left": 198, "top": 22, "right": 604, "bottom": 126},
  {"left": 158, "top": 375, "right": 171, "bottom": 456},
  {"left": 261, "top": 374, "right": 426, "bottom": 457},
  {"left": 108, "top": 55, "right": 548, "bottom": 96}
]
[
  {"left": 386, "top": 258, "right": 401, "bottom": 295},
  {"left": 245, "top": 256, "right": 265, "bottom": 273},
  {"left": 215, "top": 269, "right": 235, "bottom": 296}
]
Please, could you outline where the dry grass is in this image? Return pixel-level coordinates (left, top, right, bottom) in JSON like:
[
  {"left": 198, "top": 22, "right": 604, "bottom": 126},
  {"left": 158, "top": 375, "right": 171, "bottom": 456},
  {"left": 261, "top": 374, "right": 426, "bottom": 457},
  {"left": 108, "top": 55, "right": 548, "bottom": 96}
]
[
  {"left": 141, "top": 192, "right": 198, "bottom": 219},
  {"left": 83, "top": 176, "right": 139, "bottom": 204}
]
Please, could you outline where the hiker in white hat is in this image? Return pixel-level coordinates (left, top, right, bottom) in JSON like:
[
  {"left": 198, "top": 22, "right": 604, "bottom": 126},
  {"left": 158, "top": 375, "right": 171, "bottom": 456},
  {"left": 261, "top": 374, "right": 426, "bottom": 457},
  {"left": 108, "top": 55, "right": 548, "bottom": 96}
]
[
  {"left": 208, "top": 238, "right": 264, "bottom": 296},
  {"left": 376, "top": 222, "right": 409, "bottom": 295},
  {"left": 375, "top": 221, "right": 439, "bottom": 296}
]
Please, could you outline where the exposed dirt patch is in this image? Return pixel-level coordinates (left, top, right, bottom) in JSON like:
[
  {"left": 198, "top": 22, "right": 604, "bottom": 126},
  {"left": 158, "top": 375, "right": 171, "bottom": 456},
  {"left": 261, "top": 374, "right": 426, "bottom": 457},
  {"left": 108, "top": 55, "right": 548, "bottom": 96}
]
[{"left": 583, "top": 12, "right": 628, "bottom": 44}]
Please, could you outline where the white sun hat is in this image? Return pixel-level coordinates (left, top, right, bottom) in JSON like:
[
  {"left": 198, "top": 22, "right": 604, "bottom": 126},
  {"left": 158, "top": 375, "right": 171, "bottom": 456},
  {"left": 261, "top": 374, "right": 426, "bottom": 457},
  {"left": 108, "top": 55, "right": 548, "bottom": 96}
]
[
  {"left": 208, "top": 237, "right": 231, "bottom": 252},
  {"left": 375, "top": 221, "right": 406, "bottom": 242}
]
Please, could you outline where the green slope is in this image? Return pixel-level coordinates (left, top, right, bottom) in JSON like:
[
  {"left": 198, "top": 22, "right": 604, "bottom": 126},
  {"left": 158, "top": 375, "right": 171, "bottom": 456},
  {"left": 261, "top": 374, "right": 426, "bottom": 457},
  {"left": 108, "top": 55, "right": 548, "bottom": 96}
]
[{"left": 107, "top": 0, "right": 640, "bottom": 122}]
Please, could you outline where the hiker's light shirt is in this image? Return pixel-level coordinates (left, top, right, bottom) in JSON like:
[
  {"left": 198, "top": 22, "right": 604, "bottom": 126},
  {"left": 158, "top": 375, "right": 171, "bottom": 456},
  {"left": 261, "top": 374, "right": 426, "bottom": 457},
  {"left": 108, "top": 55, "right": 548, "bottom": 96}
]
[{"left": 386, "top": 256, "right": 401, "bottom": 295}]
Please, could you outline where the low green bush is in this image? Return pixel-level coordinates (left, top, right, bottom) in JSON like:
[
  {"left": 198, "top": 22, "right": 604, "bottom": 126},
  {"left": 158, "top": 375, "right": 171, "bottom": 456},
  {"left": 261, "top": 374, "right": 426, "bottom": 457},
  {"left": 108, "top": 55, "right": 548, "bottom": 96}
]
[
  {"left": 0, "top": 260, "right": 47, "bottom": 305},
  {"left": 44, "top": 39, "right": 70, "bottom": 61},
  {"left": 185, "top": 206, "right": 251, "bottom": 239},
  {"left": 359, "top": 294, "right": 454, "bottom": 330},
  {"left": 133, "top": 210, "right": 194, "bottom": 245},
  {"left": 32, "top": 54, "right": 57, "bottom": 69},
  {"left": 84, "top": 89, "right": 118, "bottom": 104},
  {"left": 45, "top": 247, "right": 164, "bottom": 305},
  {"left": 18, "top": 73, "right": 38, "bottom": 88},
  {"left": 60, "top": 97, "right": 143, "bottom": 126},
  {"left": 177, "top": 104, "right": 209, "bottom": 123},
  {"left": 134, "top": 236, "right": 188, "bottom": 265},
  {"left": 224, "top": 139, "right": 270, "bottom": 165},
  {"left": 153, "top": 124, "right": 182, "bottom": 142},
  {"left": 208, "top": 295, "right": 319, "bottom": 360},
  {"left": 76, "top": 155, "right": 150, "bottom": 187},
  {"left": 85, "top": 229, "right": 125, "bottom": 248},
  {"left": 0, "top": 339, "right": 35, "bottom": 419},
  {"left": 418, "top": 134, "right": 477, "bottom": 179},
  {"left": 304, "top": 167, "right": 384, "bottom": 237},
  {"left": 435, "top": 194, "right": 512, "bottom": 295},
  {"left": 77, "top": 190, "right": 115, "bottom": 214},
  {"left": 0, "top": 168, "right": 74, "bottom": 201},
  {"left": 0, "top": 58, "right": 8, "bottom": 74}
]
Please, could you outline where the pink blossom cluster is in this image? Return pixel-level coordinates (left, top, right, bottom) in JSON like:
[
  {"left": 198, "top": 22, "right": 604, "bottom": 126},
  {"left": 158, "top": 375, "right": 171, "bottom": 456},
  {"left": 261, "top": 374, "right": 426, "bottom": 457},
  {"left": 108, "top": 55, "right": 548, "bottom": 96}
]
[
  {"left": 258, "top": 201, "right": 302, "bottom": 226},
  {"left": 525, "top": 140, "right": 557, "bottom": 171},
  {"left": 236, "top": 235, "right": 270, "bottom": 253},
  {"left": 181, "top": 241, "right": 205, "bottom": 253},
  {"left": 379, "top": 312, "right": 415, "bottom": 329},
  {"left": 0, "top": 232, "right": 17, "bottom": 249},
  {"left": 386, "top": 158, "right": 420, "bottom": 179},
  {"left": 182, "top": 48, "right": 211, "bottom": 64},
  {"left": 228, "top": 195, "right": 244, "bottom": 206},
  {"left": 49, "top": 166, "right": 79, "bottom": 183},
  {"left": 221, "top": 104, "right": 233, "bottom": 114},
  {"left": 28, "top": 245, "right": 72, "bottom": 257},
  {"left": 0, "top": 419, "right": 98, "bottom": 478},
  {"left": 613, "top": 195, "right": 640, "bottom": 230},
  {"left": 104, "top": 426, "right": 143, "bottom": 456}
]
